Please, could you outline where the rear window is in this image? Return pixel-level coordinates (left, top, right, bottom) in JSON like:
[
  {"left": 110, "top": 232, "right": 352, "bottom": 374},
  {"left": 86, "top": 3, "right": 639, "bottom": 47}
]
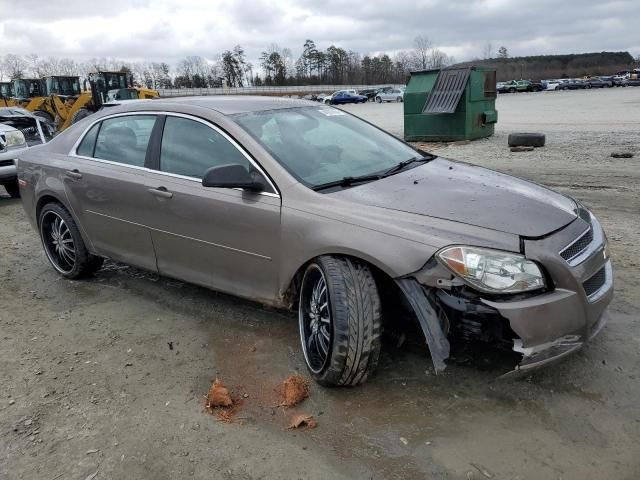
[{"left": 76, "top": 123, "right": 99, "bottom": 157}]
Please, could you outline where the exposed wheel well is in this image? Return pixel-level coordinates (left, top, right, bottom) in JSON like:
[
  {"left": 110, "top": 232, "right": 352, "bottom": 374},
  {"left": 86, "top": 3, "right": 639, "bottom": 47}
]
[
  {"left": 284, "top": 254, "right": 411, "bottom": 327},
  {"left": 36, "top": 194, "right": 65, "bottom": 220}
]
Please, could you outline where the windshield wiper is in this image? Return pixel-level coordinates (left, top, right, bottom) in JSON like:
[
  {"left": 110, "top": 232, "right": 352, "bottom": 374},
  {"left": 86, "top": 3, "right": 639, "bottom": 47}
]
[
  {"left": 312, "top": 174, "right": 383, "bottom": 191},
  {"left": 382, "top": 155, "right": 434, "bottom": 177}
]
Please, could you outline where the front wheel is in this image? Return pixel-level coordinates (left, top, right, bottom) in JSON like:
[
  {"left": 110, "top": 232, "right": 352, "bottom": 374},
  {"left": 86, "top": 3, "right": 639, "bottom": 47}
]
[
  {"left": 298, "top": 257, "right": 382, "bottom": 387},
  {"left": 375, "top": 96, "right": 382, "bottom": 103},
  {"left": 509, "top": 88, "right": 516, "bottom": 93},
  {"left": 396, "top": 96, "right": 403, "bottom": 102},
  {"left": 38, "top": 202, "right": 104, "bottom": 279}
]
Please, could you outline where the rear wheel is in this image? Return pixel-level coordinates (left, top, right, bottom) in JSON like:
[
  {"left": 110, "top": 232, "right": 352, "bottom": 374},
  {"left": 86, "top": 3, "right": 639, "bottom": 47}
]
[
  {"left": 375, "top": 96, "right": 382, "bottom": 103},
  {"left": 509, "top": 88, "right": 516, "bottom": 93},
  {"left": 38, "top": 202, "right": 103, "bottom": 279},
  {"left": 3, "top": 179, "right": 20, "bottom": 198},
  {"left": 71, "top": 108, "right": 91, "bottom": 124},
  {"left": 298, "top": 256, "right": 382, "bottom": 387},
  {"left": 396, "top": 96, "right": 402, "bottom": 102}
]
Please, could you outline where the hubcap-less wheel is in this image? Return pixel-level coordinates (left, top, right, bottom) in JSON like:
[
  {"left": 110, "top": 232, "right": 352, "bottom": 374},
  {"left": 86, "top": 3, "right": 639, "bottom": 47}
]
[
  {"left": 41, "top": 211, "right": 76, "bottom": 274},
  {"left": 299, "top": 264, "right": 332, "bottom": 374}
]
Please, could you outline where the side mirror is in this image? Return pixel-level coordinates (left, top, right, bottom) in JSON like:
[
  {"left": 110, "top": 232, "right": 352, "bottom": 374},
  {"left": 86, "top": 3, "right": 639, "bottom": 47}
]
[{"left": 202, "top": 164, "right": 264, "bottom": 192}]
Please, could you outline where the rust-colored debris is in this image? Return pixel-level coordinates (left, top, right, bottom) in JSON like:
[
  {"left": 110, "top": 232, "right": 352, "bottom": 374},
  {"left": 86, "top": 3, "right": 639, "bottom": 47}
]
[
  {"left": 281, "top": 375, "right": 309, "bottom": 407},
  {"left": 288, "top": 414, "right": 317, "bottom": 430},
  {"left": 206, "top": 378, "right": 233, "bottom": 408}
]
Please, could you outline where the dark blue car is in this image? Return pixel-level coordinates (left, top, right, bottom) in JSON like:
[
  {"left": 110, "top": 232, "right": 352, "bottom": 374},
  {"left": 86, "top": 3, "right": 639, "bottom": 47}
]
[{"left": 329, "top": 91, "right": 368, "bottom": 105}]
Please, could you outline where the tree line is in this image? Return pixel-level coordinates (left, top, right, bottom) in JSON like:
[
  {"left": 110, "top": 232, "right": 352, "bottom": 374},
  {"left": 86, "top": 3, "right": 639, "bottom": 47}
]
[
  {"left": 0, "top": 36, "right": 454, "bottom": 89},
  {"left": 462, "top": 50, "right": 637, "bottom": 81}
]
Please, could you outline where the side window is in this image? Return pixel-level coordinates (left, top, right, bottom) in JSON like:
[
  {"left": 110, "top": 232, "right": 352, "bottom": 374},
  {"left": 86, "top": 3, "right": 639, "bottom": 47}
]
[
  {"left": 94, "top": 115, "right": 156, "bottom": 167},
  {"left": 160, "top": 116, "right": 250, "bottom": 179},
  {"left": 76, "top": 123, "right": 100, "bottom": 157}
]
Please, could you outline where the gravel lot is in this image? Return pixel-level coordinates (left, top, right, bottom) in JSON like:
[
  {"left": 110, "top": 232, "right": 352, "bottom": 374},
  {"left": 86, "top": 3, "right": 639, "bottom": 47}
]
[{"left": 1, "top": 88, "right": 639, "bottom": 480}]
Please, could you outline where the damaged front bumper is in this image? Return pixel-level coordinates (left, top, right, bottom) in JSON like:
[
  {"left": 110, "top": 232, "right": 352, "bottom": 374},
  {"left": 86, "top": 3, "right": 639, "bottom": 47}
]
[{"left": 397, "top": 209, "right": 614, "bottom": 376}]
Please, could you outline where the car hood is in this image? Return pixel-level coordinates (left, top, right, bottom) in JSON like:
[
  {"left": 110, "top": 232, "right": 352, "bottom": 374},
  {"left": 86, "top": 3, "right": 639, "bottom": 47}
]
[{"left": 331, "top": 158, "right": 577, "bottom": 238}]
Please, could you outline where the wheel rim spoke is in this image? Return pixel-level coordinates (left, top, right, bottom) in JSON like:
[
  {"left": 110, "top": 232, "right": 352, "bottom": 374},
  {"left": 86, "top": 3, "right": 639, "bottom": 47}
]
[
  {"left": 300, "top": 266, "right": 332, "bottom": 373},
  {"left": 42, "top": 212, "right": 76, "bottom": 273}
]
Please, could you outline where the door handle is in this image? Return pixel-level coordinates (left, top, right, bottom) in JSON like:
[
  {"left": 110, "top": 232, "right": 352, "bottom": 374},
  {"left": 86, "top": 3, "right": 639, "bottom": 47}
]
[
  {"left": 148, "top": 187, "right": 173, "bottom": 199},
  {"left": 65, "top": 169, "right": 82, "bottom": 180}
]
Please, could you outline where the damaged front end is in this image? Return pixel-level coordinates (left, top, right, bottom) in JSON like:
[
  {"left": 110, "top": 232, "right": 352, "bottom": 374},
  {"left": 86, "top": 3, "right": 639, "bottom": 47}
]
[{"left": 395, "top": 216, "right": 613, "bottom": 376}]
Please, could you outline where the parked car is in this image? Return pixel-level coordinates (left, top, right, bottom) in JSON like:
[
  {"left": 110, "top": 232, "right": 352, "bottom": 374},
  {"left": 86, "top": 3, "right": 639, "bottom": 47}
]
[
  {"left": 17, "top": 97, "right": 613, "bottom": 386},
  {"left": 358, "top": 88, "right": 378, "bottom": 101},
  {"left": 610, "top": 75, "right": 626, "bottom": 86},
  {"left": 314, "top": 93, "right": 329, "bottom": 102},
  {"left": 527, "top": 80, "right": 545, "bottom": 92},
  {"left": 557, "top": 79, "right": 587, "bottom": 90},
  {"left": 374, "top": 88, "right": 405, "bottom": 103},
  {"left": 0, "top": 107, "right": 51, "bottom": 198},
  {"left": 497, "top": 80, "right": 530, "bottom": 93},
  {"left": 584, "top": 77, "right": 612, "bottom": 88},
  {"left": 327, "top": 91, "right": 367, "bottom": 105},
  {"left": 544, "top": 79, "right": 564, "bottom": 91}
]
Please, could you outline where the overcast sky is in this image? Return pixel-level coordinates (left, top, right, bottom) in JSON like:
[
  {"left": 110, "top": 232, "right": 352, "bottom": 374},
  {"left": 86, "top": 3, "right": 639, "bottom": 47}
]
[{"left": 2, "top": 0, "right": 638, "bottom": 66}]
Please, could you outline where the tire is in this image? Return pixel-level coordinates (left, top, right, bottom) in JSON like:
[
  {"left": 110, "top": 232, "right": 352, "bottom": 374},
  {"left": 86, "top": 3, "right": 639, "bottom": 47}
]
[
  {"left": 3, "top": 179, "right": 20, "bottom": 198},
  {"left": 586, "top": 84, "right": 592, "bottom": 89},
  {"left": 38, "top": 202, "right": 103, "bottom": 279},
  {"left": 375, "top": 96, "right": 382, "bottom": 103},
  {"left": 396, "top": 96, "right": 402, "bottom": 102},
  {"left": 508, "top": 132, "right": 546, "bottom": 148},
  {"left": 71, "top": 108, "right": 91, "bottom": 124},
  {"left": 298, "top": 256, "right": 382, "bottom": 387},
  {"left": 509, "top": 88, "right": 516, "bottom": 93}
]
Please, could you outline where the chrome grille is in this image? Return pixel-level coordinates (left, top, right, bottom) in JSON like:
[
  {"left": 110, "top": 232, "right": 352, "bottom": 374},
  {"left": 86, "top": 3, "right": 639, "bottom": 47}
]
[
  {"left": 560, "top": 228, "right": 594, "bottom": 261},
  {"left": 583, "top": 266, "right": 606, "bottom": 297}
]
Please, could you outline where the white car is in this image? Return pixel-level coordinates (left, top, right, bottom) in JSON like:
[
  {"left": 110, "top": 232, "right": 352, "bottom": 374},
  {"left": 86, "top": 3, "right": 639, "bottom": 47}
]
[
  {"left": 545, "top": 80, "right": 564, "bottom": 91},
  {"left": 0, "top": 107, "right": 50, "bottom": 198},
  {"left": 375, "top": 88, "right": 404, "bottom": 103}
]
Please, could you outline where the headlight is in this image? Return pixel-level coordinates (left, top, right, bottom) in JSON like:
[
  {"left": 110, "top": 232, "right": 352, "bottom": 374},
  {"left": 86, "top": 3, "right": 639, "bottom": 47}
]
[
  {"left": 436, "top": 246, "right": 545, "bottom": 294},
  {"left": 5, "top": 130, "right": 26, "bottom": 148}
]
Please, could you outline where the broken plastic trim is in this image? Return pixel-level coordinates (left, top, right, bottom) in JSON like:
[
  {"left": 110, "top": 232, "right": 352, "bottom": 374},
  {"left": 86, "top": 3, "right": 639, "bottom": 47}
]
[{"left": 396, "top": 278, "right": 450, "bottom": 373}]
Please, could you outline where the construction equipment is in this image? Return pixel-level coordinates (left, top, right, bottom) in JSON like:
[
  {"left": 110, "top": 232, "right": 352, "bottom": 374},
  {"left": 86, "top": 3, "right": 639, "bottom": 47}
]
[
  {"left": 0, "top": 82, "right": 13, "bottom": 107},
  {"left": 58, "top": 71, "right": 159, "bottom": 131}
]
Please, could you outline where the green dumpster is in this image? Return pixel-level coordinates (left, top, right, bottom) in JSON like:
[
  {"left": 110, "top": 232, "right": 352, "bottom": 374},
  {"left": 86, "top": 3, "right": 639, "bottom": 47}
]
[{"left": 404, "top": 66, "right": 498, "bottom": 142}]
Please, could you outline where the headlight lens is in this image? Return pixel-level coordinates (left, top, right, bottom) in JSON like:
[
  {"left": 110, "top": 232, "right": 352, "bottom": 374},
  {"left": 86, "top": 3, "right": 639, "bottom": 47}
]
[
  {"left": 5, "top": 130, "right": 26, "bottom": 148},
  {"left": 436, "top": 246, "right": 545, "bottom": 294}
]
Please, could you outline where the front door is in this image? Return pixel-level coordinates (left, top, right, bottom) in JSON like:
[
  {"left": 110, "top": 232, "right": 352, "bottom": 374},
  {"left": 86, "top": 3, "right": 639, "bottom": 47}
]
[
  {"left": 63, "top": 114, "right": 159, "bottom": 271},
  {"left": 143, "top": 114, "right": 282, "bottom": 303}
]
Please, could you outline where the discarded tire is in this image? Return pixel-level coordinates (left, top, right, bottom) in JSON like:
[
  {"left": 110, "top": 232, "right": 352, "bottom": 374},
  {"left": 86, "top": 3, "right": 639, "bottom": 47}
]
[{"left": 508, "top": 132, "right": 546, "bottom": 148}]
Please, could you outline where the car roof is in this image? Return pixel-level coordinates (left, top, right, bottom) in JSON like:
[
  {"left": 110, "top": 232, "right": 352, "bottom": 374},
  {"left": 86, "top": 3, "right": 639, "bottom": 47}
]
[{"left": 144, "top": 95, "right": 318, "bottom": 115}]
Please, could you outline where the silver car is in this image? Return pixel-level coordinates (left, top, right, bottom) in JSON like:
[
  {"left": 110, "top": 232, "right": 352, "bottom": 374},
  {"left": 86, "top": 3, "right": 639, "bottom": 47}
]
[
  {"left": 17, "top": 97, "right": 613, "bottom": 386},
  {"left": 375, "top": 88, "right": 404, "bottom": 103}
]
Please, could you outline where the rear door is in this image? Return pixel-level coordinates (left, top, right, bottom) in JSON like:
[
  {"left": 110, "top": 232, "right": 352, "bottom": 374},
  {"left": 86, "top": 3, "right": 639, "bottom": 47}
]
[
  {"left": 143, "top": 114, "right": 282, "bottom": 302},
  {"left": 63, "top": 114, "right": 159, "bottom": 271}
]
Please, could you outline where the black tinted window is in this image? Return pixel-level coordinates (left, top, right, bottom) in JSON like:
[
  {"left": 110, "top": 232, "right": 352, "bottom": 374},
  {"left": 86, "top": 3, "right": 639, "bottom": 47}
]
[
  {"left": 160, "top": 116, "right": 249, "bottom": 178},
  {"left": 76, "top": 123, "right": 99, "bottom": 157},
  {"left": 94, "top": 115, "right": 156, "bottom": 167}
]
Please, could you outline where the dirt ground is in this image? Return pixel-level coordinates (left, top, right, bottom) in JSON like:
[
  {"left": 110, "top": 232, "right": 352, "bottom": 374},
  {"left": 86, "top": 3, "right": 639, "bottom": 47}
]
[{"left": 1, "top": 88, "right": 639, "bottom": 480}]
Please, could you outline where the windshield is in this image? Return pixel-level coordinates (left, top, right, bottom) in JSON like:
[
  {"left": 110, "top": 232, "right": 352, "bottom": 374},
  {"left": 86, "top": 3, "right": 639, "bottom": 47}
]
[
  {"left": 233, "top": 107, "right": 421, "bottom": 188},
  {"left": 46, "top": 77, "right": 80, "bottom": 96},
  {"left": 12, "top": 79, "right": 44, "bottom": 98}
]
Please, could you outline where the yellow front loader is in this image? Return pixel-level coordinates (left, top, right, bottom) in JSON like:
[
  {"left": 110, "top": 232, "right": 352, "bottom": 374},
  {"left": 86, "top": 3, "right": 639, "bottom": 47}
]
[
  {"left": 0, "top": 82, "right": 15, "bottom": 107},
  {"left": 59, "top": 71, "right": 159, "bottom": 131}
]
